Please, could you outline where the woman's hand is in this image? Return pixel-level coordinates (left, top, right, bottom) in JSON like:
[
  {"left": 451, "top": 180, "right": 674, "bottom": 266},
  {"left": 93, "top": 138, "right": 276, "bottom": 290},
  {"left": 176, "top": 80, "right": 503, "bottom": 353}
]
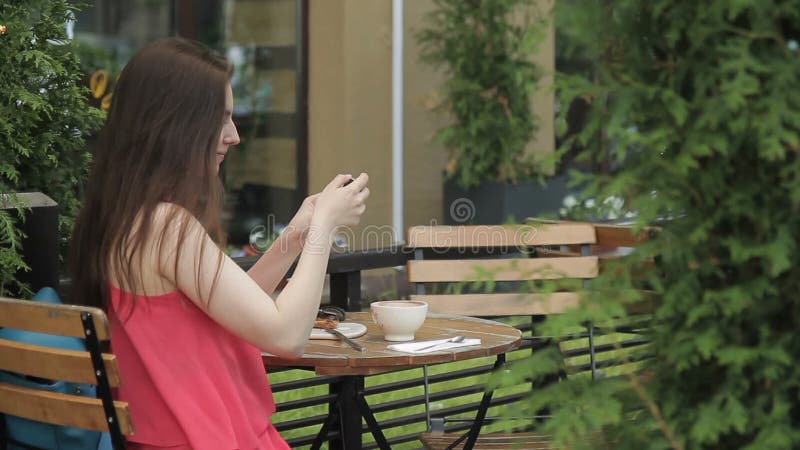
[
  {"left": 283, "top": 193, "right": 320, "bottom": 252},
  {"left": 310, "top": 173, "right": 370, "bottom": 245}
]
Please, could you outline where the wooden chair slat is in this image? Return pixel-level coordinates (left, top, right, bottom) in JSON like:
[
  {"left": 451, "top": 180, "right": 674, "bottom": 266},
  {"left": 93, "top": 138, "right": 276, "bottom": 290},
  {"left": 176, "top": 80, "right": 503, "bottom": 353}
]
[
  {"left": 536, "top": 248, "right": 582, "bottom": 257},
  {"left": 0, "top": 338, "right": 121, "bottom": 387},
  {"left": 0, "top": 381, "right": 133, "bottom": 435},
  {"left": 594, "top": 223, "right": 652, "bottom": 247},
  {"left": 0, "top": 295, "right": 132, "bottom": 444},
  {"left": 598, "top": 258, "right": 655, "bottom": 281},
  {"left": 407, "top": 223, "right": 597, "bottom": 248},
  {"left": 0, "top": 296, "right": 109, "bottom": 340},
  {"left": 420, "top": 432, "right": 557, "bottom": 449},
  {"left": 411, "top": 293, "right": 581, "bottom": 316},
  {"left": 407, "top": 257, "right": 599, "bottom": 283}
]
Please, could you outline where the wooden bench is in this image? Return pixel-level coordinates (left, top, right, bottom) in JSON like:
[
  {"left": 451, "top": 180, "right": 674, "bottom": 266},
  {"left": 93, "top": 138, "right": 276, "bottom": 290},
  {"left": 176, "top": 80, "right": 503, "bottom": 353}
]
[
  {"left": 0, "top": 296, "right": 133, "bottom": 449},
  {"left": 407, "top": 222, "right": 649, "bottom": 450}
]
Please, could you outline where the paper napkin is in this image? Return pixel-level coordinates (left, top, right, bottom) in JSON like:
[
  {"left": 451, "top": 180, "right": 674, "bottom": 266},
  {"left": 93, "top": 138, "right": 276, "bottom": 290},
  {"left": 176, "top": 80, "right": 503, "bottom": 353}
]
[{"left": 387, "top": 338, "right": 482, "bottom": 354}]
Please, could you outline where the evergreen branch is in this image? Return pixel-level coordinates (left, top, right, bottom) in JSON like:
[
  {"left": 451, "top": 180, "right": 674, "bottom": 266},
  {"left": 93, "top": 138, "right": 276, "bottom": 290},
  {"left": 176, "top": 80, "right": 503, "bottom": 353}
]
[{"left": 625, "top": 366, "right": 683, "bottom": 450}]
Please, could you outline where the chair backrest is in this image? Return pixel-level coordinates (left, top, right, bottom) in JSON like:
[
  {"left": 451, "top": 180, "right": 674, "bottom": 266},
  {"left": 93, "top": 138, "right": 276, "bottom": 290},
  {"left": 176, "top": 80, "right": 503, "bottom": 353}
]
[
  {"left": 409, "top": 222, "right": 653, "bottom": 446},
  {"left": 406, "top": 223, "right": 599, "bottom": 317},
  {"left": 0, "top": 296, "right": 133, "bottom": 449}
]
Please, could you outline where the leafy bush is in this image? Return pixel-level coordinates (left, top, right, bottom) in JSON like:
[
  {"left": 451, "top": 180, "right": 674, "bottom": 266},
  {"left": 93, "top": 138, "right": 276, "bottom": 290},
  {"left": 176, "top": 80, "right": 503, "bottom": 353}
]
[
  {"left": 495, "top": 1, "right": 800, "bottom": 448},
  {"left": 416, "top": 0, "right": 547, "bottom": 189},
  {"left": 0, "top": 0, "right": 103, "bottom": 295}
]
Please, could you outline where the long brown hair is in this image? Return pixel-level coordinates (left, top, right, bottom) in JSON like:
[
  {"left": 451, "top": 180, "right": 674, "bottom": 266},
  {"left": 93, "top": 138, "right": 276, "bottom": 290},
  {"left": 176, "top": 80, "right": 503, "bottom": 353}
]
[{"left": 69, "top": 37, "right": 231, "bottom": 309}]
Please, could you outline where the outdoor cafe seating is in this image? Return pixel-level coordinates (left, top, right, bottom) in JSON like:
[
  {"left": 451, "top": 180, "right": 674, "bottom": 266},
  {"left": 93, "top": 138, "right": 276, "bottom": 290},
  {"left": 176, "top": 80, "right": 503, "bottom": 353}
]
[{"left": 0, "top": 220, "right": 650, "bottom": 449}]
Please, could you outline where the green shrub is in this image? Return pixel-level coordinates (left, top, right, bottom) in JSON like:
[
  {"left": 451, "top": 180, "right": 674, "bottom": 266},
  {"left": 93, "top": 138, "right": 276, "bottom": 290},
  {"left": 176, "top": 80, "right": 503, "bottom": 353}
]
[
  {"left": 496, "top": 1, "right": 800, "bottom": 448},
  {"left": 416, "top": 0, "right": 547, "bottom": 189},
  {"left": 0, "top": 0, "right": 103, "bottom": 295}
]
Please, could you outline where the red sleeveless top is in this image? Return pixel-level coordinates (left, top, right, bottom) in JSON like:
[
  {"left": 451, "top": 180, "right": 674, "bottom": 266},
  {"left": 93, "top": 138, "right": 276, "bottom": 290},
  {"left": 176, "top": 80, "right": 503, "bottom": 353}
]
[{"left": 109, "top": 286, "right": 289, "bottom": 449}]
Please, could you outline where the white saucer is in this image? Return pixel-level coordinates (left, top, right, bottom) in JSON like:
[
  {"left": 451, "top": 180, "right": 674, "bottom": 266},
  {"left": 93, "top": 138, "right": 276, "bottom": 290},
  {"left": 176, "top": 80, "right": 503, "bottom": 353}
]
[{"left": 309, "top": 322, "right": 368, "bottom": 340}]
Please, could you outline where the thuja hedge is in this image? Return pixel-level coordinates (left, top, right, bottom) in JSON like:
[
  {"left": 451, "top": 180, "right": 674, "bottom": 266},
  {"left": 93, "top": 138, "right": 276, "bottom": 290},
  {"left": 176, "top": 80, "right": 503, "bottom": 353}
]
[
  {"left": 495, "top": 1, "right": 800, "bottom": 449},
  {"left": 0, "top": 0, "right": 103, "bottom": 295}
]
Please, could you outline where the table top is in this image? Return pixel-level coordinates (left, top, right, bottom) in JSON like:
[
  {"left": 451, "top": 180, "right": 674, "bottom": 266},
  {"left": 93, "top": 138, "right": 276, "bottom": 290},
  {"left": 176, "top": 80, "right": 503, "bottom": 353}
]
[{"left": 262, "top": 312, "right": 522, "bottom": 376}]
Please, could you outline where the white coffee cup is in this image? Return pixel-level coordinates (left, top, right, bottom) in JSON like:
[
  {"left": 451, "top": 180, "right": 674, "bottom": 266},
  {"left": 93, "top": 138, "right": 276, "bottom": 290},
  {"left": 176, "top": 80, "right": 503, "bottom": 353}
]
[{"left": 370, "top": 300, "right": 428, "bottom": 342}]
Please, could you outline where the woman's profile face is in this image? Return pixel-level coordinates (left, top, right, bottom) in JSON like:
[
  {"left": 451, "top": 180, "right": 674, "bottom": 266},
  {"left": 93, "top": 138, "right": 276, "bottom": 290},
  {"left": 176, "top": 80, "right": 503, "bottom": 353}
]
[{"left": 216, "top": 83, "right": 239, "bottom": 172}]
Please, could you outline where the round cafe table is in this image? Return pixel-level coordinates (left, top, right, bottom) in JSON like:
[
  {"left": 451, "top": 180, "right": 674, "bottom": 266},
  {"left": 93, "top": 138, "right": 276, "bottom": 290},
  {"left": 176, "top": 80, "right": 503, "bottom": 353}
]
[{"left": 262, "top": 312, "right": 522, "bottom": 450}]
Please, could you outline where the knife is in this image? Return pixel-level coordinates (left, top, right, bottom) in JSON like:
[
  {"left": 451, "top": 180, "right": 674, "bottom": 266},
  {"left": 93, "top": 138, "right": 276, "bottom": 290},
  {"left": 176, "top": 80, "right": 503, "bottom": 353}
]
[{"left": 325, "top": 328, "right": 366, "bottom": 352}]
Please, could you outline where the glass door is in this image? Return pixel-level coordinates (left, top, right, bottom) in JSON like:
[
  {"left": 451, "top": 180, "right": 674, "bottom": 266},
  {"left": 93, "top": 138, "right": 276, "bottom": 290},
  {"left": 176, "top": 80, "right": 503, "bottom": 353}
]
[
  {"left": 70, "top": 0, "right": 308, "bottom": 255},
  {"left": 222, "top": 0, "right": 308, "bottom": 254}
]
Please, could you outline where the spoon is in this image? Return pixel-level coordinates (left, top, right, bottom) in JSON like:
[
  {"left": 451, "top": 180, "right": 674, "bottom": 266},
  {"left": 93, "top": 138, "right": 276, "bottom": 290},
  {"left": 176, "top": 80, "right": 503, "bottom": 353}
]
[{"left": 416, "top": 335, "right": 465, "bottom": 352}]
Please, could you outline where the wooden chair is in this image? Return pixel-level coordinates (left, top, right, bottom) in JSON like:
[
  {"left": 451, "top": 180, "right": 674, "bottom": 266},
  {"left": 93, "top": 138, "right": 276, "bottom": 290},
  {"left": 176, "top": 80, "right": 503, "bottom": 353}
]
[
  {"left": 407, "top": 222, "right": 603, "bottom": 450},
  {"left": 0, "top": 296, "right": 133, "bottom": 449}
]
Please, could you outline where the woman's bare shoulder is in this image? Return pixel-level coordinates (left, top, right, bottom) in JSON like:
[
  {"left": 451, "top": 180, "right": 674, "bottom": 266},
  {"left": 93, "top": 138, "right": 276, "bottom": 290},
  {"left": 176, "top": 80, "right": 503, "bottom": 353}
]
[
  {"left": 151, "top": 202, "right": 195, "bottom": 224},
  {"left": 147, "top": 202, "right": 208, "bottom": 241},
  {"left": 110, "top": 202, "right": 199, "bottom": 295}
]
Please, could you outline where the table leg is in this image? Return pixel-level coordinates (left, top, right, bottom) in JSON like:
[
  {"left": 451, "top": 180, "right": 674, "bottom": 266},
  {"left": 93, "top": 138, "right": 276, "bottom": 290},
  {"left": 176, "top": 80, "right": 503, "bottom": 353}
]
[
  {"left": 355, "top": 388, "right": 391, "bottom": 450},
  {"left": 329, "top": 375, "right": 391, "bottom": 450},
  {"left": 335, "top": 376, "right": 364, "bottom": 450},
  {"left": 310, "top": 400, "right": 337, "bottom": 450}
]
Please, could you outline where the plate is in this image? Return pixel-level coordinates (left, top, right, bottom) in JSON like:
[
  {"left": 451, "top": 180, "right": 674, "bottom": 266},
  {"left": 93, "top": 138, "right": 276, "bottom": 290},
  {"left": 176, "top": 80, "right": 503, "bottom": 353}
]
[{"left": 310, "top": 322, "right": 368, "bottom": 340}]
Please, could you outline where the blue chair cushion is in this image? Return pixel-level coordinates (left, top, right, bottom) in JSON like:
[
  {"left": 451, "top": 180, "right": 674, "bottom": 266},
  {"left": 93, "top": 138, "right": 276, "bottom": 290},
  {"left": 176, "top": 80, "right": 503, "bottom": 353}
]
[{"left": 0, "top": 287, "right": 104, "bottom": 450}]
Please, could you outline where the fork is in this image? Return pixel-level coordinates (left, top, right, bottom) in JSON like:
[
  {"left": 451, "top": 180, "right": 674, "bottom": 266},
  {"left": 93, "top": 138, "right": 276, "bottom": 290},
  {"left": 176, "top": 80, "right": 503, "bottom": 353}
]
[{"left": 415, "top": 336, "right": 465, "bottom": 352}]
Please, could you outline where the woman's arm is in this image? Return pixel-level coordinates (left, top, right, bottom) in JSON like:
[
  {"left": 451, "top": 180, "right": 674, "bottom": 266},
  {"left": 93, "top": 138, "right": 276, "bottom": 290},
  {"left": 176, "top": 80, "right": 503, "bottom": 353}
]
[
  {"left": 245, "top": 230, "right": 302, "bottom": 295},
  {"left": 246, "top": 193, "right": 319, "bottom": 295},
  {"left": 157, "top": 174, "right": 369, "bottom": 358}
]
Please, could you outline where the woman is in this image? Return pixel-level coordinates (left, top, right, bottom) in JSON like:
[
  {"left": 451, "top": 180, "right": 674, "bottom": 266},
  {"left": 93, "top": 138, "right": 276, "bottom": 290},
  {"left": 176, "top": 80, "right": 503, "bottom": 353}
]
[{"left": 69, "top": 37, "right": 369, "bottom": 449}]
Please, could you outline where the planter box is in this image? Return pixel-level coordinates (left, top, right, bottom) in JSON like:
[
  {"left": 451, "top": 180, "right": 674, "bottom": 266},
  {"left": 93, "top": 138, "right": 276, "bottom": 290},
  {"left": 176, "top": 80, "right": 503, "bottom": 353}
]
[
  {"left": 1, "top": 192, "right": 60, "bottom": 294},
  {"left": 443, "top": 175, "right": 575, "bottom": 225}
]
